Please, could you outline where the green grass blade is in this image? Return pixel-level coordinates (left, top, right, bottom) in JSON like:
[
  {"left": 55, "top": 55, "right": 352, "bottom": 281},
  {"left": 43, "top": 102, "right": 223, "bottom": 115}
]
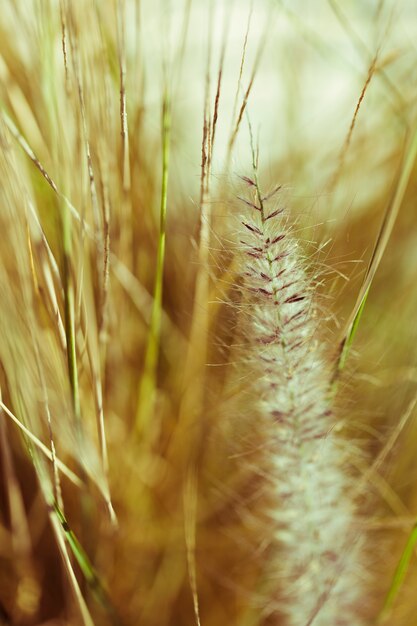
[
  {"left": 53, "top": 503, "right": 121, "bottom": 623},
  {"left": 62, "top": 194, "right": 81, "bottom": 430},
  {"left": 337, "top": 284, "right": 370, "bottom": 374},
  {"left": 54, "top": 504, "right": 101, "bottom": 588},
  {"left": 29, "top": 443, "right": 95, "bottom": 626},
  {"left": 378, "top": 523, "right": 417, "bottom": 622},
  {"left": 136, "top": 90, "right": 171, "bottom": 434}
]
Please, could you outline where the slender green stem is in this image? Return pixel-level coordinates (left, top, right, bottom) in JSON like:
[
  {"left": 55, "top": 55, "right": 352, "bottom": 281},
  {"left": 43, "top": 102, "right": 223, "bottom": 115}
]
[
  {"left": 62, "top": 197, "right": 81, "bottom": 430},
  {"left": 136, "top": 91, "right": 171, "bottom": 434},
  {"left": 53, "top": 502, "right": 118, "bottom": 617},
  {"left": 337, "top": 284, "right": 370, "bottom": 375},
  {"left": 378, "top": 522, "right": 417, "bottom": 622}
]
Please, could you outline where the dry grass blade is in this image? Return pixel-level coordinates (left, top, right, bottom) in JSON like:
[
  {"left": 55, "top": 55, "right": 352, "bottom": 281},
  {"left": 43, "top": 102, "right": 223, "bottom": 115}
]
[
  {"left": 329, "top": 52, "right": 379, "bottom": 191},
  {"left": 183, "top": 467, "right": 201, "bottom": 626},
  {"left": 1, "top": 111, "right": 91, "bottom": 234},
  {"left": 0, "top": 398, "right": 32, "bottom": 559},
  {"left": 179, "top": 0, "right": 214, "bottom": 422},
  {"left": 0, "top": 399, "right": 83, "bottom": 488},
  {"left": 370, "top": 393, "right": 417, "bottom": 620},
  {"left": 327, "top": 0, "right": 406, "bottom": 114},
  {"left": 228, "top": 7, "right": 270, "bottom": 157},
  {"left": 358, "top": 393, "right": 417, "bottom": 495}
]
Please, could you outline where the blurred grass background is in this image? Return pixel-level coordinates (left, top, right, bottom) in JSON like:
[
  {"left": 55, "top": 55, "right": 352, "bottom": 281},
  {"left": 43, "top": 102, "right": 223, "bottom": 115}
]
[{"left": 0, "top": 1, "right": 417, "bottom": 624}]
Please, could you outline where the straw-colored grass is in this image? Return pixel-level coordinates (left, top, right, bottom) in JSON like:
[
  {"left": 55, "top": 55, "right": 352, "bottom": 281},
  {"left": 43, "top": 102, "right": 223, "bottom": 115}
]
[{"left": 1, "top": 2, "right": 417, "bottom": 625}]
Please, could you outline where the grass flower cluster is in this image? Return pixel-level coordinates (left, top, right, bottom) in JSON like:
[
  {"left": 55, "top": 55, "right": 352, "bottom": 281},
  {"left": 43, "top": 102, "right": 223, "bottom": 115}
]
[{"left": 235, "top": 167, "right": 365, "bottom": 624}]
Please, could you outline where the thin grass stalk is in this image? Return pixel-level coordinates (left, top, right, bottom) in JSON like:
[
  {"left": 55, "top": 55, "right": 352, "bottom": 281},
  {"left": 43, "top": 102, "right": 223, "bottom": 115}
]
[
  {"left": 62, "top": 193, "right": 81, "bottom": 434},
  {"left": 177, "top": 4, "right": 213, "bottom": 417},
  {"left": 1, "top": 111, "right": 92, "bottom": 236},
  {"left": 0, "top": 400, "right": 83, "bottom": 488},
  {"left": 136, "top": 90, "right": 171, "bottom": 434},
  {"left": 0, "top": 391, "right": 32, "bottom": 560},
  {"left": 32, "top": 453, "right": 95, "bottom": 626},
  {"left": 115, "top": 0, "right": 133, "bottom": 269}
]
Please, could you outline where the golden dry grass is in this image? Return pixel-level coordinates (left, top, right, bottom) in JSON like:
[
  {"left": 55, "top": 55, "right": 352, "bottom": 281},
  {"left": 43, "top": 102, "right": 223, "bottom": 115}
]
[{"left": 1, "top": 1, "right": 417, "bottom": 625}]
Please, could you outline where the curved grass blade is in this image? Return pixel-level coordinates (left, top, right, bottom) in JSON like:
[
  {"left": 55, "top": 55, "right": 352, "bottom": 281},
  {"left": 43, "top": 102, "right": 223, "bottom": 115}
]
[{"left": 336, "top": 121, "right": 417, "bottom": 375}]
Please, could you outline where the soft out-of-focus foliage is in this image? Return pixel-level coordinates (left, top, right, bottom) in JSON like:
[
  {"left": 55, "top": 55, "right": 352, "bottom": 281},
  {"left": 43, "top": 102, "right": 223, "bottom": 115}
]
[{"left": 0, "top": 1, "right": 417, "bottom": 625}]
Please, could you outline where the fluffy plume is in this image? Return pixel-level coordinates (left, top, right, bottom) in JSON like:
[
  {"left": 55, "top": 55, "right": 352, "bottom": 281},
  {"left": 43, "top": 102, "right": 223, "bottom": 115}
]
[{"left": 236, "top": 173, "right": 366, "bottom": 625}]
